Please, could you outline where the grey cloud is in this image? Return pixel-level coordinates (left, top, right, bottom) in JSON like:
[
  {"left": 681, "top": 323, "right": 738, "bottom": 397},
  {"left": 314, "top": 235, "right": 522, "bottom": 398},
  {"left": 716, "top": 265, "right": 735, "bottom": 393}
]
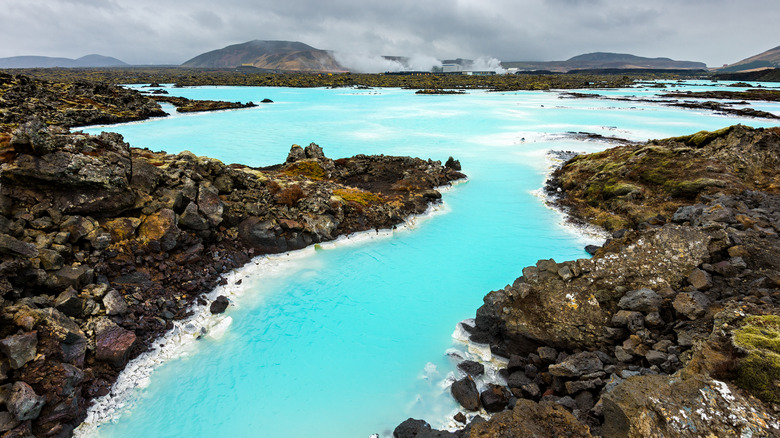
[{"left": 0, "top": 0, "right": 777, "bottom": 66}]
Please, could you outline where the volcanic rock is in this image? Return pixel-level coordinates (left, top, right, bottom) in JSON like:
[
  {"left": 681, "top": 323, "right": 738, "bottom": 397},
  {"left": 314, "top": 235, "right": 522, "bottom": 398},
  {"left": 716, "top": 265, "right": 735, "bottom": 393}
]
[
  {"left": 451, "top": 377, "right": 480, "bottom": 411},
  {"left": 0, "top": 332, "right": 37, "bottom": 369},
  {"left": 8, "top": 382, "right": 45, "bottom": 421},
  {"left": 210, "top": 295, "right": 230, "bottom": 314},
  {"left": 102, "top": 289, "right": 128, "bottom": 315},
  {"left": 95, "top": 319, "right": 136, "bottom": 368},
  {"left": 548, "top": 351, "right": 603, "bottom": 378}
]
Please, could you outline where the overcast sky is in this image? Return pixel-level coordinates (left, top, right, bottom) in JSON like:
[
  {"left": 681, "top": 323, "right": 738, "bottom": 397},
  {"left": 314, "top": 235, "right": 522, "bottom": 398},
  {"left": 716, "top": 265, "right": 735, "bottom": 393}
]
[{"left": 2, "top": 0, "right": 777, "bottom": 67}]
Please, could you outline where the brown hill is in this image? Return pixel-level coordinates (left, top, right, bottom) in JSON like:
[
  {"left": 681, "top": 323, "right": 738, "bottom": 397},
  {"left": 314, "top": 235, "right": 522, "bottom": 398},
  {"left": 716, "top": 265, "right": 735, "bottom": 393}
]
[
  {"left": 181, "top": 40, "right": 343, "bottom": 72},
  {"left": 719, "top": 45, "right": 780, "bottom": 72}
]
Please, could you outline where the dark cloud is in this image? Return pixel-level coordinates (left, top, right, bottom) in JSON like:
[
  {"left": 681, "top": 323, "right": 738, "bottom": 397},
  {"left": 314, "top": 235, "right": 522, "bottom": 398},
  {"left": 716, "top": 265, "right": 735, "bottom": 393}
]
[{"left": 1, "top": 0, "right": 777, "bottom": 66}]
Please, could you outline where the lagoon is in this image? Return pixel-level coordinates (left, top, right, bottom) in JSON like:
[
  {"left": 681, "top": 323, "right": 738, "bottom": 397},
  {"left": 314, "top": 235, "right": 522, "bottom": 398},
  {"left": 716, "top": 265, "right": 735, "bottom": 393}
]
[{"left": 77, "top": 82, "right": 779, "bottom": 437}]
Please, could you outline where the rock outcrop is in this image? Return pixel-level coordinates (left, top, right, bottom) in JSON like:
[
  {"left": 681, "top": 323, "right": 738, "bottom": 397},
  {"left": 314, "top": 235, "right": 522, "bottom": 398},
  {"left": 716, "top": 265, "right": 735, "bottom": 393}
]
[
  {"left": 0, "top": 73, "right": 166, "bottom": 134},
  {"left": 0, "top": 119, "right": 465, "bottom": 436}
]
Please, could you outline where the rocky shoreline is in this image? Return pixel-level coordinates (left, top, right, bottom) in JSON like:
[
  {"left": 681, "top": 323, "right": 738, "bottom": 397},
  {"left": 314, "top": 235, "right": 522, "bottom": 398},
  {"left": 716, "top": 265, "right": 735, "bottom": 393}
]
[
  {"left": 0, "top": 83, "right": 465, "bottom": 436},
  {"left": 395, "top": 126, "right": 780, "bottom": 437}
]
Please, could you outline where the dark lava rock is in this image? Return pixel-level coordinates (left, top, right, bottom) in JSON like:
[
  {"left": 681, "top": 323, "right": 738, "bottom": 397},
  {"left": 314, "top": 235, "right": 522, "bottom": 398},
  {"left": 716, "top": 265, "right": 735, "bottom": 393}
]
[
  {"left": 445, "top": 156, "right": 461, "bottom": 171},
  {"left": 451, "top": 377, "right": 480, "bottom": 411},
  {"left": 618, "top": 288, "right": 662, "bottom": 313},
  {"left": 210, "top": 295, "right": 230, "bottom": 314},
  {"left": 480, "top": 384, "right": 511, "bottom": 413},
  {"left": 506, "top": 371, "right": 531, "bottom": 388},
  {"left": 687, "top": 268, "right": 713, "bottom": 290},
  {"left": 672, "top": 291, "right": 710, "bottom": 320},
  {"left": 393, "top": 418, "right": 456, "bottom": 438},
  {"left": 0, "top": 234, "right": 38, "bottom": 258},
  {"left": 549, "top": 351, "right": 604, "bottom": 378},
  {"left": 95, "top": 319, "right": 136, "bottom": 368},
  {"left": 457, "top": 360, "right": 484, "bottom": 377},
  {"left": 469, "top": 399, "right": 593, "bottom": 437},
  {"left": 55, "top": 287, "right": 83, "bottom": 317},
  {"left": 8, "top": 381, "right": 45, "bottom": 421},
  {"left": 103, "top": 289, "right": 128, "bottom": 316},
  {"left": 0, "top": 332, "right": 37, "bottom": 369},
  {"left": 584, "top": 244, "right": 600, "bottom": 255}
]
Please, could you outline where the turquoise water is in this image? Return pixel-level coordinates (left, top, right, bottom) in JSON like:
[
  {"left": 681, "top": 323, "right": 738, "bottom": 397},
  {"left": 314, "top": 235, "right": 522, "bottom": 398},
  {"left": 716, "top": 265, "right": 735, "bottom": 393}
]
[{"left": 76, "top": 83, "right": 779, "bottom": 438}]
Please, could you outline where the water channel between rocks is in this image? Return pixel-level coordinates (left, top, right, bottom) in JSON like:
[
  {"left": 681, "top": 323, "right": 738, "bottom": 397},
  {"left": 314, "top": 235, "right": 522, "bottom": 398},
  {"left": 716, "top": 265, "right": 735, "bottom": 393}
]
[{"left": 76, "top": 82, "right": 780, "bottom": 437}]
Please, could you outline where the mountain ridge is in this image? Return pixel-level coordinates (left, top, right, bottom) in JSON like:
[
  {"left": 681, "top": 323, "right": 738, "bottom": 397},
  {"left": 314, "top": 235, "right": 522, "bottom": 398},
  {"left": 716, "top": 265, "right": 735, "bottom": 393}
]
[
  {"left": 503, "top": 52, "right": 707, "bottom": 72},
  {"left": 0, "top": 54, "right": 127, "bottom": 68},
  {"left": 181, "top": 40, "right": 344, "bottom": 72}
]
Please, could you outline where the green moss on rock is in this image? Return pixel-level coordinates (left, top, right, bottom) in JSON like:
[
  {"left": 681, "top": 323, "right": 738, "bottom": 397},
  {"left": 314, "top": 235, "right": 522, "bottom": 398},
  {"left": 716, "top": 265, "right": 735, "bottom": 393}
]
[{"left": 733, "top": 315, "right": 780, "bottom": 403}]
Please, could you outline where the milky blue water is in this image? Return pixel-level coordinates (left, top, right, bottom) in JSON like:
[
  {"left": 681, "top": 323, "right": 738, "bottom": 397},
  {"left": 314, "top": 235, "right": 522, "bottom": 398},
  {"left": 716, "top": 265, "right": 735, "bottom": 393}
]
[{"left": 77, "top": 81, "right": 779, "bottom": 438}]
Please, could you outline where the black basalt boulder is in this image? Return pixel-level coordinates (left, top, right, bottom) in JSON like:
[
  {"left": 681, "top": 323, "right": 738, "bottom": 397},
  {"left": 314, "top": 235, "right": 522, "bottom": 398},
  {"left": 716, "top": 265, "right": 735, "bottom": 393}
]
[{"left": 210, "top": 295, "right": 229, "bottom": 314}]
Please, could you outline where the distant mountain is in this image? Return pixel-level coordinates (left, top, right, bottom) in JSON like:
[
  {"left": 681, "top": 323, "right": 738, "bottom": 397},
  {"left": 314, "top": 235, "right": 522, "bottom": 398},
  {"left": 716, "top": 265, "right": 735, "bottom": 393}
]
[
  {"left": 503, "top": 52, "right": 707, "bottom": 72},
  {"left": 0, "top": 54, "right": 128, "bottom": 68},
  {"left": 182, "top": 40, "right": 343, "bottom": 72},
  {"left": 718, "top": 45, "right": 780, "bottom": 72}
]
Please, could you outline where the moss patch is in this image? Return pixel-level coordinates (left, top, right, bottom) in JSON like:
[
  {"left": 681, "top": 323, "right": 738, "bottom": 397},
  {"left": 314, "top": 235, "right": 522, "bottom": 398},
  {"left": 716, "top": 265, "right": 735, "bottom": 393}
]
[
  {"left": 284, "top": 160, "right": 326, "bottom": 180},
  {"left": 733, "top": 315, "right": 780, "bottom": 403},
  {"left": 333, "top": 188, "right": 385, "bottom": 206}
]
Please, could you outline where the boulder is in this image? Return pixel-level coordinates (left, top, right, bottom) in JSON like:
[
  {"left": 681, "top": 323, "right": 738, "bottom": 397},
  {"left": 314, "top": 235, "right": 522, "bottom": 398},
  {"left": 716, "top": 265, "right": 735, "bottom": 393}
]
[
  {"left": 59, "top": 215, "right": 98, "bottom": 243},
  {"left": 687, "top": 268, "right": 712, "bottom": 290},
  {"left": 469, "top": 399, "right": 592, "bottom": 437},
  {"left": 102, "top": 217, "right": 142, "bottom": 241},
  {"left": 179, "top": 201, "right": 209, "bottom": 230},
  {"left": 38, "top": 248, "right": 64, "bottom": 271},
  {"left": 673, "top": 291, "right": 710, "bottom": 320},
  {"left": 457, "top": 360, "right": 484, "bottom": 377},
  {"left": 210, "top": 295, "right": 229, "bottom": 314},
  {"left": 0, "top": 234, "right": 38, "bottom": 258},
  {"left": 480, "top": 384, "right": 511, "bottom": 413},
  {"left": 54, "top": 288, "right": 83, "bottom": 317},
  {"left": 238, "top": 217, "right": 282, "bottom": 253},
  {"left": 36, "top": 308, "right": 87, "bottom": 365},
  {"left": 602, "top": 375, "right": 777, "bottom": 438},
  {"left": 138, "top": 208, "right": 180, "bottom": 251},
  {"left": 103, "top": 289, "right": 129, "bottom": 315},
  {"left": 451, "top": 377, "right": 480, "bottom": 411},
  {"left": 0, "top": 411, "right": 19, "bottom": 433},
  {"left": 617, "top": 288, "right": 662, "bottom": 313},
  {"left": 549, "top": 352, "right": 603, "bottom": 378},
  {"left": 47, "top": 265, "right": 94, "bottom": 290},
  {"left": 474, "top": 225, "right": 712, "bottom": 350},
  {"left": 304, "top": 142, "right": 326, "bottom": 159},
  {"left": 445, "top": 157, "right": 461, "bottom": 171},
  {"left": 95, "top": 319, "right": 136, "bottom": 368},
  {"left": 8, "top": 381, "right": 45, "bottom": 421},
  {"left": 286, "top": 144, "right": 305, "bottom": 163},
  {"left": 0, "top": 332, "right": 37, "bottom": 369},
  {"left": 392, "top": 418, "right": 455, "bottom": 438},
  {"left": 197, "top": 184, "right": 224, "bottom": 226},
  {"left": 506, "top": 371, "right": 531, "bottom": 388}
]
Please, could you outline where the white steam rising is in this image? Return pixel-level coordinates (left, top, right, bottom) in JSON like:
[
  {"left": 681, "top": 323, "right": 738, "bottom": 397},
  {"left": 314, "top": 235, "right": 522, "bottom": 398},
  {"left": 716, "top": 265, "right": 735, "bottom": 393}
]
[
  {"left": 335, "top": 52, "right": 507, "bottom": 74},
  {"left": 334, "top": 52, "right": 443, "bottom": 73},
  {"left": 468, "top": 57, "right": 506, "bottom": 74}
]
